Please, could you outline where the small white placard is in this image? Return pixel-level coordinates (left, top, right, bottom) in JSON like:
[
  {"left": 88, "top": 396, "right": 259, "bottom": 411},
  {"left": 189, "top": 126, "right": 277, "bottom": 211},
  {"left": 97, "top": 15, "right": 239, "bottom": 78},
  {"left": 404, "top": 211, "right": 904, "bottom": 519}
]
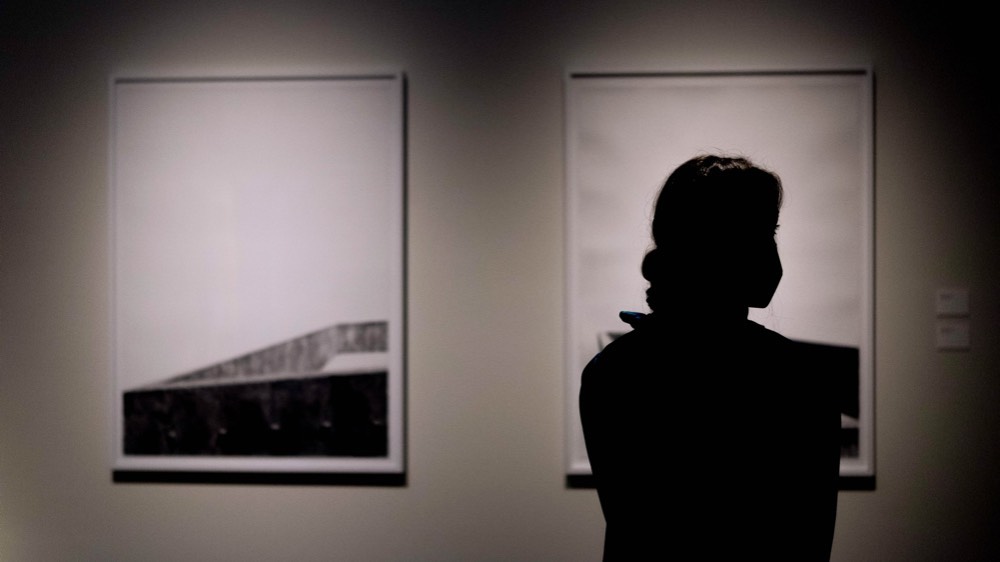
[
  {"left": 936, "top": 319, "right": 971, "bottom": 350},
  {"left": 936, "top": 287, "right": 970, "bottom": 317}
]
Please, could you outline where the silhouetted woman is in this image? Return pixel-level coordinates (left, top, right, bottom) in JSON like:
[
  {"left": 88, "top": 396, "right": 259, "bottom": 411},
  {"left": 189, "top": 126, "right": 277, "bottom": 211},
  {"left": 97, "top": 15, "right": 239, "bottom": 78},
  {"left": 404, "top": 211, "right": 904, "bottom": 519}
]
[{"left": 580, "top": 155, "right": 840, "bottom": 560}]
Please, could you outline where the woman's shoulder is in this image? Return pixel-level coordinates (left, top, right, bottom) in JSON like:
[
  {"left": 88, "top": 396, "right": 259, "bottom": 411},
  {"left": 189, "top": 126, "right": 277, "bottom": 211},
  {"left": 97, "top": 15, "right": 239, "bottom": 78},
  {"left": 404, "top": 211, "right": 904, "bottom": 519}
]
[
  {"left": 744, "top": 317, "right": 785, "bottom": 337},
  {"left": 582, "top": 313, "right": 663, "bottom": 378}
]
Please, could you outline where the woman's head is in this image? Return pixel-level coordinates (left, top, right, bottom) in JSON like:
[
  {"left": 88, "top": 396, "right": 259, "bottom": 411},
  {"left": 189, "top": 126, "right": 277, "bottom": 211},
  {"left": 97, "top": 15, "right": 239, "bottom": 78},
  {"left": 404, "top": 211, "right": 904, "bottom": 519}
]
[{"left": 642, "top": 154, "right": 784, "bottom": 312}]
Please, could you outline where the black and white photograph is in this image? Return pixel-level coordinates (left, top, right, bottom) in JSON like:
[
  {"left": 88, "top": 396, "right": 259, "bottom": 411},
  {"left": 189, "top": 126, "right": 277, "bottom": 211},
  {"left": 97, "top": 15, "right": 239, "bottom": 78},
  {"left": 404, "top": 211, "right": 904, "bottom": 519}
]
[
  {"left": 110, "top": 75, "right": 405, "bottom": 478},
  {"left": 565, "top": 70, "right": 874, "bottom": 482}
]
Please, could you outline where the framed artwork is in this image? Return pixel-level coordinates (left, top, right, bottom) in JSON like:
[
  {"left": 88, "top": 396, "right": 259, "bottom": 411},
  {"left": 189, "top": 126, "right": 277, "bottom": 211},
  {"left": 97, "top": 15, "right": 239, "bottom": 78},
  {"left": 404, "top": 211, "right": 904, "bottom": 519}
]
[
  {"left": 110, "top": 74, "right": 406, "bottom": 484},
  {"left": 565, "top": 70, "right": 874, "bottom": 487}
]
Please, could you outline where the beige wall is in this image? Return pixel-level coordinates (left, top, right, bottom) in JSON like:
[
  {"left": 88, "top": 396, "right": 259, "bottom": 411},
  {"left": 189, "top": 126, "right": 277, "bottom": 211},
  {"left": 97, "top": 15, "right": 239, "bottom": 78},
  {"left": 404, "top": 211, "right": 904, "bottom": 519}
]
[{"left": 2, "top": 1, "right": 997, "bottom": 560}]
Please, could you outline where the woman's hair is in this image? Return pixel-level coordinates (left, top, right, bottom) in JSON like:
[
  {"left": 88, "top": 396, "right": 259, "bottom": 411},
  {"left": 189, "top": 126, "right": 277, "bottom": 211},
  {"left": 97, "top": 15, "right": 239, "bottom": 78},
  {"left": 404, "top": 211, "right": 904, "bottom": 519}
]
[{"left": 641, "top": 154, "right": 783, "bottom": 311}]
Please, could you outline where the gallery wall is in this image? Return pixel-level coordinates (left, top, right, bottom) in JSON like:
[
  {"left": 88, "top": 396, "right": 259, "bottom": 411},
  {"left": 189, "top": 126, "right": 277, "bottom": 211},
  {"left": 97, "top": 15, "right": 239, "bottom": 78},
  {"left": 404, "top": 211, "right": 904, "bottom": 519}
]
[{"left": 2, "top": 1, "right": 998, "bottom": 560}]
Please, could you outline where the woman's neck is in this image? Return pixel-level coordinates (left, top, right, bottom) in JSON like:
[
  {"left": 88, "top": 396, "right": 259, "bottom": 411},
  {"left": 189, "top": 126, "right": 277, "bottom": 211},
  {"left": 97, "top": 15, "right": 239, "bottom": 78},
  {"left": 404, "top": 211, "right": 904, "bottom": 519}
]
[{"left": 668, "top": 300, "right": 748, "bottom": 325}]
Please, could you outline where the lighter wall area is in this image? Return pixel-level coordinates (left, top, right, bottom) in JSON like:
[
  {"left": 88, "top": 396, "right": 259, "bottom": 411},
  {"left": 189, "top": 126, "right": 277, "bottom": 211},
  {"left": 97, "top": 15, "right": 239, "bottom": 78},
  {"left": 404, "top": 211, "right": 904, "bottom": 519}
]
[{"left": 2, "top": 1, "right": 998, "bottom": 560}]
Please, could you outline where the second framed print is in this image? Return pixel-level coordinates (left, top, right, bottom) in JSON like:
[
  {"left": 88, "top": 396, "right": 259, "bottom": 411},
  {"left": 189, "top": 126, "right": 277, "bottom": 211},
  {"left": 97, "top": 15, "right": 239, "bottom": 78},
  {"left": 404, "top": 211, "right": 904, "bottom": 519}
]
[
  {"left": 111, "top": 74, "right": 406, "bottom": 483},
  {"left": 565, "top": 70, "right": 874, "bottom": 487}
]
